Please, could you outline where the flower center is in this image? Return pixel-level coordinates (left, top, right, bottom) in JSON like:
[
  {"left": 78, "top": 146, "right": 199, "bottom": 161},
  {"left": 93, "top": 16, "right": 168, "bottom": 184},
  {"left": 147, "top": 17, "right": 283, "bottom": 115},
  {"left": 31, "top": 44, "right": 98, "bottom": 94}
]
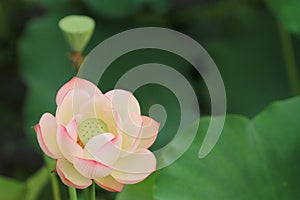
[{"left": 78, "top": 118, "right": 108, "bottom": 145}]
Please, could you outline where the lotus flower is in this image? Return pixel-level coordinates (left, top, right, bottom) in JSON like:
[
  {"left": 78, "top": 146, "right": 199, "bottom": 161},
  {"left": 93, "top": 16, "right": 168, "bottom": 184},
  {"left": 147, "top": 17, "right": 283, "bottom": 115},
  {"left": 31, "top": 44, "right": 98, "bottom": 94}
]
[{"left": 34, "top": 77, "right": 159, "bottom": 192}]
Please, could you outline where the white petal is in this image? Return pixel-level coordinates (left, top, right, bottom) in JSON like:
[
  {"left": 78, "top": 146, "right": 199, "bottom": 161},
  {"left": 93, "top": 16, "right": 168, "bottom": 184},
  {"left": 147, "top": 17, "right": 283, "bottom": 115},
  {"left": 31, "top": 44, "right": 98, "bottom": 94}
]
[
  {"left": 94, "top": 175, "right": 124, "bottom": 192},
  {"left": 105, "top": 90, "right": 142, "bottom": 137},
  {"left": 111, "top": 149, "right": 156, "bottom": 184},
  {"left": 56, "top": 77, "right": 102, "bottom": 106},
  {"left": 73, "top": 157, "right": 112, "bottom": 179},
  {"left": 137, "top": 116, "right": 160, "bottom": 149},
  {"left": 66, "top": 115, "right": 80, "bottom": 141},
  {"left": 105, "top": 89, "right": 141, "bottom": 115},
  {"left": 85, "top": 133, "right": 122, "bottom": 166},
  {"left": 116, "top": 113, "right": 143, "bottom": 154},
  {"left": 56, "top": 159, "right": 92, "bottom": 189},
  {"left": 79, "top": 94, "right": 118, "bottom": 135},
  {"left": 56, "top": 89, "right": 90, "bottom": 126},
  {"left": 57, "top": 125, "right": 83, "bottom": 163},
  {"left": 34, "top": 113, "right": 62, "bottom": 159}
]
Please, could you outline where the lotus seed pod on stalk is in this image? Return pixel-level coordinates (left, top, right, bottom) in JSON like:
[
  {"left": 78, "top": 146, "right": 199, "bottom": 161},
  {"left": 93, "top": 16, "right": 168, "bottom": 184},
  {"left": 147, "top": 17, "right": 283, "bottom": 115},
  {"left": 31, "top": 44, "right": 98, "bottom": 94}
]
[{"left": 59, "top": 15, "right": 95, "bottom": 53}]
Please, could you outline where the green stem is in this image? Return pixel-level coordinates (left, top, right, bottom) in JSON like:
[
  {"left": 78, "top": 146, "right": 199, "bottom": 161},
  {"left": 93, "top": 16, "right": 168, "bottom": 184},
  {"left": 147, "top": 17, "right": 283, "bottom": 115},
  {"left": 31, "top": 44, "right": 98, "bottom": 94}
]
[
  {"left": 278, "top": 24, "right": 300, "bottom": 96},
  {"left": 43, "top": 155, "right": 61, "bottom": 200},
  {"left": 82, "top": 187, "right": 89, "bottom": 200},
  {"left": 68, "top": 187, "right": 78, "bottom": 200},
  {"left": 50, "top": 173, "right": 61, "bottom": 200},
  {"left": 90, "top": 182, "right": 96, "bottom": 200}
]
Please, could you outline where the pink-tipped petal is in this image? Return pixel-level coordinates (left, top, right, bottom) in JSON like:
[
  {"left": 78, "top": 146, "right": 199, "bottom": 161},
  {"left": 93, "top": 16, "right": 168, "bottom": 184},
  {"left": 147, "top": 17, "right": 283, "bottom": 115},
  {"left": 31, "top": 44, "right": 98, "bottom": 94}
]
[
  {"left": 85, "top": 133, "right": 122, "bottom": 166},
  {"left": 73, "top": 157, "right": 112, "bottom": 179},
  {"left": 56, "top": 89, "right": 90, "bottom": 126},
  {"left": 105, "top": 90, "right": 142, "bottom": 137},
  {"left": 137, "top": 116, "right": 160, "bottom": 149},
  {"left": 56, "top": 77, "right": 102, "bottom": 106},
  {"left": 66, "top": 115, "right": 80, "bottom": 141},
  {"left": 117, "top": 113, "right": 143, "bottom": 153},
  {"left": 56, "top": 159, "right": 92, "bottom": 189},
  {"left": 34, "top": 113, "right": 62, "bottom": 159},
  {"left": 111, "top": 149, "right": 156, "bottom": 184},
  {"left": 57, "top": 125, "right": 83, "bottom": 163},
  {"left": 94, "top": 175, "right": 124, "bottom": 192}
]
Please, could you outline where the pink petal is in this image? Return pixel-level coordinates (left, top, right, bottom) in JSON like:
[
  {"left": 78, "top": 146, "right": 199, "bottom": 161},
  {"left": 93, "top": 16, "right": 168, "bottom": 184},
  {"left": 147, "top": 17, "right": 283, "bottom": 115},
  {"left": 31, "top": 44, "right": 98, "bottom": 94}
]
[
  {"left": 56, "top": 77, "right": 102, "bottom": 106},
  {"left": 85, "top": 133, "right": 122, "bottom": 166},
  {"left": 105, "top": 90, "right": 142, "bottom": 137},
  {"left": 111, "top": 149, "right": 156, "bottom": 184},
  {"left": 73, "top": 157, "right": 112, "bottom": 179},
  {"left": 66, "top": 115, "right": 80, "bottom": 141},
  {"left": 117, "top": 113, "right": 143, "bottom": 153},
  {"left": 56, "top": 89, "right": 90, "bottom": 125},
  {"left": 34, "top": 113, "right": 62, "bottom": 159},
  {"left": 137, "top": 116, "right": 160, "bottom": 149},
  {"left": 79, "top": 94, "right": 118, "bottom": 135},
  {"left": 56, "top": 159, "right": 92, "bottom": 189},
  {"left": 94, "top": 175, "right": 124, "bottom": 192},
  {"left": 57, "top": 125, "right": 83, "bottom": 163}
]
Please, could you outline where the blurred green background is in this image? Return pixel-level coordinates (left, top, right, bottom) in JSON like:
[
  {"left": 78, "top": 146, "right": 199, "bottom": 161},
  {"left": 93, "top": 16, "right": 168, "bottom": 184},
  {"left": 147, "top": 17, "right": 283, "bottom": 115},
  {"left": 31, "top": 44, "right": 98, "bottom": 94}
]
[{"left": 1, "top": 0, "right": 300, "bottom": 199}]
